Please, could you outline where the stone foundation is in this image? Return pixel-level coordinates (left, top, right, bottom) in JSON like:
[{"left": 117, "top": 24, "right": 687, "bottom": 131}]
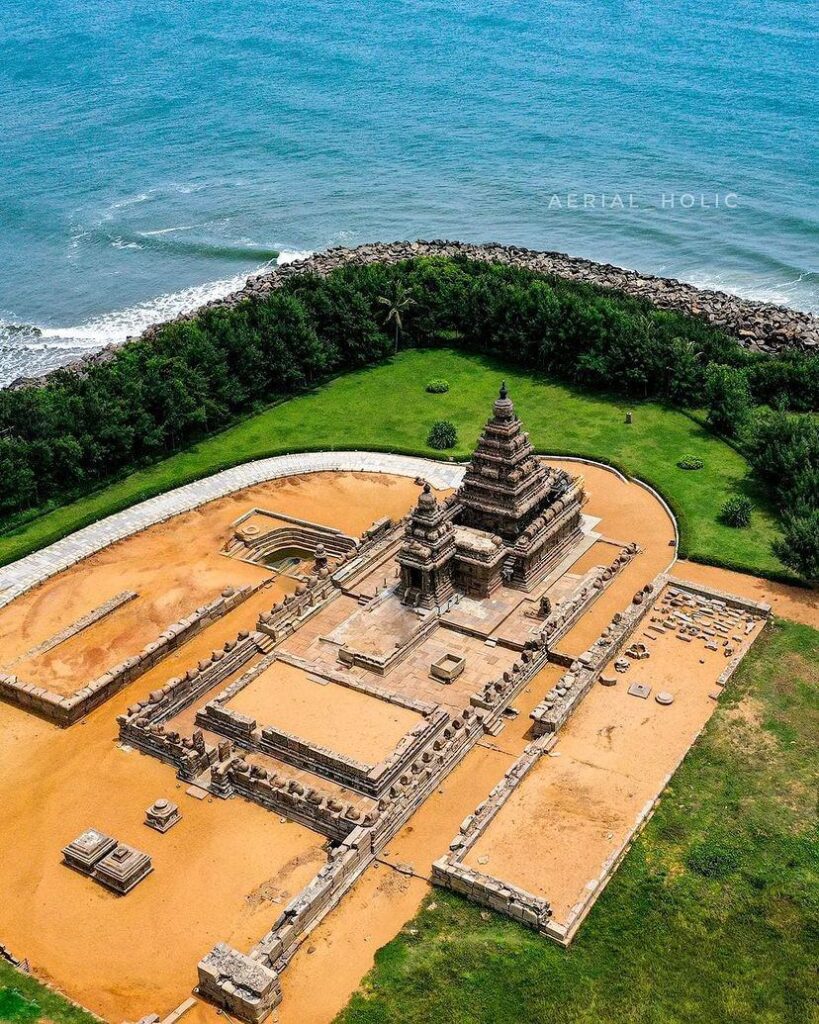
[{"left": 0, "top": 585, "right": 254, "bottom": 726}]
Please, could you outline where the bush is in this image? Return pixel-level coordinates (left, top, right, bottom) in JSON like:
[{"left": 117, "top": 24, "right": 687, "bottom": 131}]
[
  {"left": 774, "top": 509, "right": 819, "bottom": 584},
  {"left": 686, "top": 837, "right": 741, "bottom": 879},
  {"left": 721, "top": 495, "right": 753, "bottom": 527},
  {"left": 425, "top": 379, "right": 450, "bottom": 394},
  {"left": 427, "top": 420, "right": 458, "bottom": 450},
  {"left": 677, "top": 455, "right": 704, "bottom": 471}
]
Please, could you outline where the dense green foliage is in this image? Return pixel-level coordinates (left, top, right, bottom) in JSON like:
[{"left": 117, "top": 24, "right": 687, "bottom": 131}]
[
  {"left": 705, "top": 363, "right": 752, "bottom": 437},
  {"left": 2, "top": 256, "right": 818, "bottom": 531},
  {"left": 748, "top": 409, "right": 819, "bottom": 581},
  {"left": 427, "top": 419, "right": 458, "bottom": 449},
  {"left": 0, "top": 351, "right": 787, "bottom": 579},
  {"left": 336, "top": 619, "right": 819, "bottom": 1024},
  {"left": 425, "top": 378, "right": 450, "bottom": 393},
  {"left": 677, "top": 454, "right": 704, "bottom": 470},
  {"left": 721, "top": 494, "right": 753, "bottom": 527}
]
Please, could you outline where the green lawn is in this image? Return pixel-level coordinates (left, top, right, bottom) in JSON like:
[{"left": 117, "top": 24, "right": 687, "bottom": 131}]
[
  {"left": 0, "top": 963, "right": 97, "bottom": 1024},
  {"left": 336, "top": 618, "right": 819, "bottom": 1024},
  {"left": 0, "top": 349, "right": 786, "bottom": 577}
]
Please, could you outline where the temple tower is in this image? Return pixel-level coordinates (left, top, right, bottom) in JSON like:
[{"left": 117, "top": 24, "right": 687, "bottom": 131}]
[
  {"left": 397, "top": 484, "right": 456, "bottom": 610},
  {"left": 457, "top": 382, "right": 554, "bottom": 543}
]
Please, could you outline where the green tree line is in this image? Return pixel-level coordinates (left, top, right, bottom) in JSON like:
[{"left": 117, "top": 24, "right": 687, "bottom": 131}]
[{"left": 1, "top": 257, "right": 817, "bottom": 576}]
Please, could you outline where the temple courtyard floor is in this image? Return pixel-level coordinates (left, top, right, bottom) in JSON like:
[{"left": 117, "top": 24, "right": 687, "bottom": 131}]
[{"left": 0, "top": 462, "right": 814, "bottom": 1024}]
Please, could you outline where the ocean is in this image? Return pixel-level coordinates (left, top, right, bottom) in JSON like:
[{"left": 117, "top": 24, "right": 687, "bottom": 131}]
[{"left": 1, "top": 0, "right": 816, "bottom": 386}]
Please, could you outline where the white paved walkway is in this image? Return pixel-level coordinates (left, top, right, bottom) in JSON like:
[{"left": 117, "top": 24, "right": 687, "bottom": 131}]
[{"left": 0, "top": 453, "right": 466, "bottom": 610}]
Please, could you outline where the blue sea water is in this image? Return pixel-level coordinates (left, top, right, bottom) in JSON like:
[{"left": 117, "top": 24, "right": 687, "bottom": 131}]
[{"left": 1, "top": 0, "right": 816, "bottom": 385}]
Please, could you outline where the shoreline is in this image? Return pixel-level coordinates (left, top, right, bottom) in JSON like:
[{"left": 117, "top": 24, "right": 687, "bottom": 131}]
[{"left": 7, "top": 239, "right": 819, "bottom": 390}]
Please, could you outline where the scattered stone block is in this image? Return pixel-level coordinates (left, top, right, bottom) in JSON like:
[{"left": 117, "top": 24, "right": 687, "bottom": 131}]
[
  {"left": 627, "top": 682, "right": 651, "bottom": 700},
  {"left": 655, "top": 691, "right": 674, "bottom": 706}
]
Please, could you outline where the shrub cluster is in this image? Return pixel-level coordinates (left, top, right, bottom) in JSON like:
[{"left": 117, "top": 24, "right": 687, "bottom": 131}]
[
  {"left": 427, "top": 420, "right": 458, "bottom": 450},
  {"left": 677, "top": 455, "right": 704, "bottom": 471},
  {"left": 425, "top": 379, "right": 450, "bottom": 394},
  {"left": 721, "top": 495, "right": 753, "bottom": 528}
]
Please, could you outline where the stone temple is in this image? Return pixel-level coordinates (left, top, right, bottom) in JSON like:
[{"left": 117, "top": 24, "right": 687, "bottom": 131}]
[
  {"left": 398, "top": 382, "right": 586, "bottom": 608},
  {"left": 0, "top": 379, "right": 772, "bottom": 1024}
]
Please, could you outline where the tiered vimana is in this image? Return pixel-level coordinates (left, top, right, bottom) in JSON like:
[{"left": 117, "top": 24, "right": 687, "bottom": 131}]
[{"left": 398, "top": 383, "right": 587, "bottom": 608}]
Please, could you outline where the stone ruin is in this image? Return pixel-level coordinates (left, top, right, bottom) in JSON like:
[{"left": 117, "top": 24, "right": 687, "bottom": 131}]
[
  {"left": 90, "top": 397, "right": 773, "bottom": 1022},
  {"left": 397, "top": 384, "right": 585, "bottom": 608},
  {"left": 62, "top": 829, "right": 153, "bottom": 895}
]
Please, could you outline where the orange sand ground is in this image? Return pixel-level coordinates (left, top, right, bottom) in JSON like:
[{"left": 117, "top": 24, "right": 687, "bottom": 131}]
[
  {"left": 0, "top": 473, "right": 424, "bottom": 1022},
  {"left": 551, "top": 462, "right": 677, "bottom": 658},
  {"left": 226, "top": 660, "right": 422, "bottom": 764},
  {"left": 0, "top": 461, "right": 759, "bottom": 1024},
  {"left": 675, "top": 558, "right": 819, "bottom": 629},
  {"left": 463, "top": 592, "right": 764, "bottom": 922},
  {"left": 0, "top": 472, "right": 422, "bottom": 695}
]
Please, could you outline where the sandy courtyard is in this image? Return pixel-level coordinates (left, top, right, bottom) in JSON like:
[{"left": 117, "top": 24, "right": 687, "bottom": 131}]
[
  {"left": 0, "top": 472, "right": 426, "bottom": 1022},
  {"left": 225, "top": 659, "right": 423, "bottom": 764},
  {"left": 463, "top": 587, "right": 765, "bottom": 923},
  {"left": 0, "top": 472, "right": 423, "bottom": 696}
]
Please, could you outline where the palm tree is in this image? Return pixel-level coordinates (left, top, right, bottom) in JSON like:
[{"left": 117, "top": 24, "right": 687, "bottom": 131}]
[{"left": 378, "top": 282, "right": 415, "bottom": 354}]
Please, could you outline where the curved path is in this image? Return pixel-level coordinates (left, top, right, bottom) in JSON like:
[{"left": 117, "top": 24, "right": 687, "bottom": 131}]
[{"left": 0, "top": 453, "right": 466, "bottom": 610}]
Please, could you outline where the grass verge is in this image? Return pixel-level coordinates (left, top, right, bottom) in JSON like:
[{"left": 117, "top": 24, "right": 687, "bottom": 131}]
[
  {"left": 337, "top": 618, "right": 819, "bottom": 1024},
  {"left": 0, "top": 349, "right": 787, "bottom": 578},
  {"left": 0, "top": 961, "right": 97, "bottom": 1024}
]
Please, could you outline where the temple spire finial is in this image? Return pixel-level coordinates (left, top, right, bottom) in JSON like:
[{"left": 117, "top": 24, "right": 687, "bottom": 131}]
[{"left": 499, "top": 380, "right": 508, "bottom": 400}]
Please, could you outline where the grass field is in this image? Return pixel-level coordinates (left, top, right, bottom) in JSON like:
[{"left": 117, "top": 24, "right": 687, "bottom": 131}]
[
  {"left": 0, "top": 350, "right": 787, "bottom": 577},
  {"left": 0, "top": 964, "right": 96, "bottom": 1024},
  {"left": 336, "top": 618, "right": 819, "bottom": 1024}
]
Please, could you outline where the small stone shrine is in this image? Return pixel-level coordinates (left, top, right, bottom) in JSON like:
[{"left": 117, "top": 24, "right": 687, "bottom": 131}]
[{"left": 145, "top": 798, "right": 181, "bottom": 833}]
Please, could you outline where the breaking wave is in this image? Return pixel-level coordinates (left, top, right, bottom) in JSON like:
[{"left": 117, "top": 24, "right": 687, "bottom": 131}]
[{"left": 0, "top": 249, "right": 314, "bottom": 386}]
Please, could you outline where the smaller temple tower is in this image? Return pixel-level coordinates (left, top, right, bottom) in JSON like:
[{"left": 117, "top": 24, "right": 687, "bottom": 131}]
[{"left": 397, "top": 484, "right": 456, "bottom": 610}]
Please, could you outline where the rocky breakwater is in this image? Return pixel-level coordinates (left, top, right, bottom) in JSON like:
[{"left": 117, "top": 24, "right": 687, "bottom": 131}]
[
  {"left": 161, "top": 240, "right": 819, "bottom": 355},
  {"left": 12, "top": 240, "right": 817, "bottom": 390}
]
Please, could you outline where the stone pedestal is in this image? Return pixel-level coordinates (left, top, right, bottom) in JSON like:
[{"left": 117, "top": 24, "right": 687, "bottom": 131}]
[
  {"left": 92, "top": 843, "right": 153, "bottom": 894},
  {"left": 145, "top": 798, "right": 181, "bottom": 833},
  {"left": 61, "top": 828, "right": 117, "bottom": 875}
]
